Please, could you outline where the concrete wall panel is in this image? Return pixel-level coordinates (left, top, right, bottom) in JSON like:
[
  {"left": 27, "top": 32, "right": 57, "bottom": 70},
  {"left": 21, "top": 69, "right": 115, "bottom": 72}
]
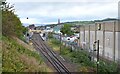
[
  {"left": 97, "top": 31, "right": 103, "bottom": 55},
  {"left": 79, "top": 21, "right": 119, "bottom": 62},
  {"left": 90, "top": 31, "right": 95, "bottom": 50},
  {"left": 104, "top": 32, "right": 114, "bottom": 60}
]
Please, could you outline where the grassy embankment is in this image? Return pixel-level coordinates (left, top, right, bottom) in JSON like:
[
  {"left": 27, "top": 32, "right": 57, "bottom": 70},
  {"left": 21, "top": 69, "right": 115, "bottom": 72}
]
[
  {"left": 47, "top": 33, "right": 118, "bottom": 72},
  {"left": 0, "top": 35, "right": 2, "bottom": 73},
  {"left": 47, "top": 38, "right": 61, "bottom": 52},
  {"left": 2, "top": 36, "right": 52, "bottom": 72}
]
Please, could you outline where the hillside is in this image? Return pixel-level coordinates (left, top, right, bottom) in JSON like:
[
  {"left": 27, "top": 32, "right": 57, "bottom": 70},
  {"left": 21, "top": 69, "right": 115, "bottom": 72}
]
[
  {"left": 41, "top": 18, "right": 118, "bottom": 28},
  {"left": 0, "top": 36, "right": 2, "bottom": 73},
  {"left": 1, "top": 1, "right": 53, "bottom": 72},
  {"left": 2, "top": 36, "right": 52, "bottom": 72}
]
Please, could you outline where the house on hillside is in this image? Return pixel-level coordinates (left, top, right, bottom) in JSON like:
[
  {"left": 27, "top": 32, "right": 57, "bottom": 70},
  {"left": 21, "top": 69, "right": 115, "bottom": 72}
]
[
  {"left": 36, "top": 26, "right": 46, "bottom": 30},
  {"left": 71, "top": 25, "right": 80, "bottom": 33},
  {"left": 44, "top": 26, "right": 53, "bottom": 32},
  {"left": 53, "top": 25, "right": 63, "bottom": 34},
  {"left": 27, "top": 24, "right": 35, "bottom": 39},
  {"left": 28, "top": 24, "right": 35, "bottom": 30}
]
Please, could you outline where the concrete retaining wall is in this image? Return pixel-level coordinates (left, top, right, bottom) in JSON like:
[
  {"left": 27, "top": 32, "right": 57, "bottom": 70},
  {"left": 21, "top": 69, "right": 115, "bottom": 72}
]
[{"left": 79, "top": 20, "right": 119, "bottom": 62}]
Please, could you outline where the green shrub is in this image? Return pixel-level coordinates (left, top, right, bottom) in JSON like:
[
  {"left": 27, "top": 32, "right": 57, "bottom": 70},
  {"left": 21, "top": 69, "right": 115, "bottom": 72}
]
[
  {"left": 48, "top": 35, "right": 118, "bottom": 72},
  {"left": 2, "top": 36, "right": 44, "bottom": 72},
  {"left": 61, "top": 47, "right": 70, "bottom": 55},
  {"left": 48, "top": 33, "right": 53, "bottom": 39},
  {"left": 51, "top": 38, "right": 61, "bottom": 46},
  {"left": 98, "top": 61, "right": 117, "bottom": 72},
  {"left": 61, "top": 46, "right": 118, "bottom": 72}
]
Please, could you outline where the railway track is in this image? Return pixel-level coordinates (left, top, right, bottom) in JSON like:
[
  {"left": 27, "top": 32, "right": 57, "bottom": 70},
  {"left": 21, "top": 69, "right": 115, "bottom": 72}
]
[{"left": 31, "top": 33, "right": 70, "bottom": 73}]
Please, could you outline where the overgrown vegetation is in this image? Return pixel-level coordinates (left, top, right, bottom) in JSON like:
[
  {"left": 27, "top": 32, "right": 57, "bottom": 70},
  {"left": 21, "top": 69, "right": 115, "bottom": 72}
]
[
  {"left": 48, "top": 33, "right": 61, "bottom": 45},
  {"left": 2, "top": 36, "right": 52, "bottom": 72},
  {"left": 1, "top": 0, "right": 51, "bottom": 72},
  {"left": 1, "top": 0, "right": 27, "bottom": 38},
  {"left": 48, "top": 32, "right": 54, "bottom": 39},
  {"left": 60, "top": 24, "right": 74, "bottom": 36},
  {"left": 48, "top": 35, "right": 118, "bottom": 72},
  {"left": 47, "top": 33, "right": 61, "bottom": 52},
  {"left": 61, "top": 47, "right": 118, "bottom": 72}
]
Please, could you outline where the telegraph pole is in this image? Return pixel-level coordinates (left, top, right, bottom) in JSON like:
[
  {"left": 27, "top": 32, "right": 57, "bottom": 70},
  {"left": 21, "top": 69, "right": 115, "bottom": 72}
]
[
  {"left": 60, "top": 33, "right": 62, "bottom": 54},
  {"left": 58, "top": 18, "right": 62, "bottom": 54},
  {"left": 94, "top": 40, "right": 99, "bottom": 74},
  {"left": 94, "top": 23, "right": 101, "bottom": 73},
  {"left": 97, "top": 40, "right": 99, "bottom": 74}
]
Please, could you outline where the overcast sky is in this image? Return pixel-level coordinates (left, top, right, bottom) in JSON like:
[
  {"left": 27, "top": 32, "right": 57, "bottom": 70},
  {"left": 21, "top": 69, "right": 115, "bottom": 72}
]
[{"left": 6, "top": 0, "right": 119, "bottom": 26}]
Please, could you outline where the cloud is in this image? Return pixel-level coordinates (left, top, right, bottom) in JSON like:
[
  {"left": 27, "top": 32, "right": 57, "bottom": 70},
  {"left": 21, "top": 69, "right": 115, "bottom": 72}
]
[
  {"left": 6, "top": 0, "right": 119, "bottom": 25},
  {"left": 20, "top": 18, "right": 40, "bottom": 24},
  {"left": 7, "top": 0, "right": 119, "bottom": 2},
  {"left": 15, "top": 2, "right": 117, "bottom": 17}
]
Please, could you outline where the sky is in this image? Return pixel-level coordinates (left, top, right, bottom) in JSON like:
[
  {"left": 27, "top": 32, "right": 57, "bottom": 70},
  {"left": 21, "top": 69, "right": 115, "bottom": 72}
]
[{"left": 6, "top": 0, "right": 119, "bottom": 26}]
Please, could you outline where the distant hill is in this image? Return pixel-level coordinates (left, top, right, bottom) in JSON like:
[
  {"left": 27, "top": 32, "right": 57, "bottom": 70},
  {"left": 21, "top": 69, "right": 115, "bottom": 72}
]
[
  {"left": 36, "top": 18, "right": 118, "bottom": 27},
  {"left": 94, "top": 18, "right": 118, "bottom": 22},
  {"left": 64, "top": 18, "right": 118, "bottom": 25}
]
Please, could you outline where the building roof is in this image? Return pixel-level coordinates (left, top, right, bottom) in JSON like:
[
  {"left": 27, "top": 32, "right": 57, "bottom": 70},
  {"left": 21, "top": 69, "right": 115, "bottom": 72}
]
[{"left": 29, "top": 24, "right": 35, "bottom": 29}]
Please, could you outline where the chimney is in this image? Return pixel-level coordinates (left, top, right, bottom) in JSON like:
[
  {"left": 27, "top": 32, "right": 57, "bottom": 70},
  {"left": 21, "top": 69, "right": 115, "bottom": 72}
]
[{"left": 58, "top": 19, "right": 60, "bottom": 24}]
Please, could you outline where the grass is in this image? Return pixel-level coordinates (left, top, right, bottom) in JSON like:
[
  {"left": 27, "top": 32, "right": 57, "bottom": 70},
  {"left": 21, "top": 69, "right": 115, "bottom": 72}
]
[
  {"left": 2, "top": 36, "right": 52, "bottom": 72},
  {"left": 61, "top": 45, "right": 118, "bottom": 72},
  {"left": 47, "top": 34, "right": 61, "bottom": 52}
]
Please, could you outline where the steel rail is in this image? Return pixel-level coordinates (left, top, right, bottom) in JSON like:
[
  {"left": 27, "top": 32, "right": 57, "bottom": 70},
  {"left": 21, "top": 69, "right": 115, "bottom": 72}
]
[
  {"left": 32, "top": 34, "right": 70, "bottom": 73},
  {"left": 38, "top": 34, "right": 70, "bottom": 73},
  {"left": 32, "top": 40, "right": 61, "bottom": 72}
]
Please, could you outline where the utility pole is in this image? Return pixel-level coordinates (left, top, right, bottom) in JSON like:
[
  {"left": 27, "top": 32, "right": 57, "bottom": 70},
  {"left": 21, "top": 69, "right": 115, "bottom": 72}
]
[
  {"left": 97, "top": 40, "right": 99, "bottom": 74},
  {"left": 60, "top": 33, "right": 62, "bottom": 54},
  {"left": 94, "top": 40, "right": 99, "bottom": 74},
  {"left": 58, "top": 18, "right": 62, "bottom": 54},
  {"left": 96, "top": 23, "right": 101, "bottom": 73}
]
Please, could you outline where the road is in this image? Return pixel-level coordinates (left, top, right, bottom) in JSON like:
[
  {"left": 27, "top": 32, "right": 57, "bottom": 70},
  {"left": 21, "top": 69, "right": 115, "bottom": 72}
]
[{"left": 31, "top": 33, "right": 70, "bottom": 73}]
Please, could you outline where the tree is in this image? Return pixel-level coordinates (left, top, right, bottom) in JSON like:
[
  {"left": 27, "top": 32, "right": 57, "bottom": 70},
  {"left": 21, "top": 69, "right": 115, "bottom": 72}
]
[
  {"left": 60, "top": 24, "right": 74, "bottom": 36},
  {"left": 1, "top": 1, "right": 25, "bottom": 37}
]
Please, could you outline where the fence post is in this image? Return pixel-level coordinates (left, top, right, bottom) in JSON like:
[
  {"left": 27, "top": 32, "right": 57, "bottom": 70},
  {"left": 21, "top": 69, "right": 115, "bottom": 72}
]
[
  {"left": 113, "top": 21, "right": 116, "bottom": 61},
  {"left": 60, "top": 33, "right": 62, "bottom": 54},
  {"left": 103, "top": 22, "right": 105, "bottom": 57},
  {"left": 89, "top": 25, "right": 90, "bottom": 50},
  {"left": 95, "top": 23, "right": 97, "bottom": 52},
  {"left": 83, "top": 25, "right": 85, "bottom": 49},
  {"left": 79, "top": 25, "right": 81, "bottom": 50}
]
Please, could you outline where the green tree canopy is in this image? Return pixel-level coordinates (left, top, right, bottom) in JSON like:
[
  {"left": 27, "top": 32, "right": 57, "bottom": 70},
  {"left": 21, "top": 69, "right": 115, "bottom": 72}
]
[
  {"left": 1, "top": 1, "right": 27, "bottom": 37},
  {"left": 60, "top": 24, "right": 74, "bottom": 36}
]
